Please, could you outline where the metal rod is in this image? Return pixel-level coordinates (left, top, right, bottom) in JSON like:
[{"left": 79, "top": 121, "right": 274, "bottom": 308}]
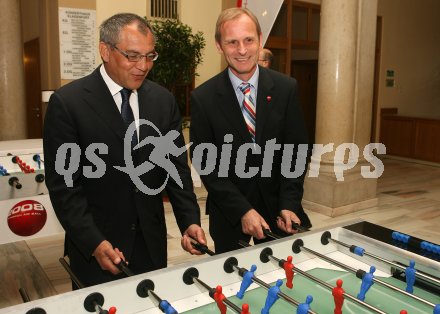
[
  {"left": 300, "top": 245, "right": 436, "bottom": 308},
  {"left": 148, "top": 289, "right": 162, "bottom": 304},
  {"left": 232, "top": 265, "right": 317, "bottom": 314},
  {"left": 59, "top": 257, "right": 84, "bottom": 289},
  {"left": 268, "top": 255, "right": 386, "bottom": 314},
  {"left": 192, "top": 277, "right": 242, "bottom": 313},
  {"left": 19, "top": 288, "right": 30, "bottom": 303},
  {"left": 329, "top": 237, "right": 440, "bottom": 285},
  {"left": 192, "top": 276, "right": 212, "bottom": 292},
  {"left": 94, "top": 303, "right": 107, "bottom": 314}
]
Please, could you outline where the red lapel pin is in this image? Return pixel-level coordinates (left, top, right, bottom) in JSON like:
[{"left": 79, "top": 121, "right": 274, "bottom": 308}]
[{"left": 267, "top": 96, "right": 272, "bottom": 102}]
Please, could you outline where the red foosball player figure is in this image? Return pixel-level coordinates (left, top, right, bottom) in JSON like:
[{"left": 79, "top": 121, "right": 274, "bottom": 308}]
[
  {"left": 108, "top": 306, "right": 117, "bottom": 314},
  {"left": 213, "top": 285, "right": 227, "bottom": 314},
  {"left": 400, "top": 310, "right": 408, "bottom": 314},
  {"left": 332, "top": 279, "right": 345, "bottom": 314},
  {"left": 283, "top": 256, "right": 294, "bottom": 289},
  {"left": 241, "top": 303, "right": 251, "bottom": 314}
]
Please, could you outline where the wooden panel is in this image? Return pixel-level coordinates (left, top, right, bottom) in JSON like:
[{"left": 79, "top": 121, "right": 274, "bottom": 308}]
[
  {"left": 381, "top": 107, "right": 398, "bottom": 115},
  {"left": 380, "top": 116, "right": 414, "bottom": 157},
  {"left": 291, "top": 39, "right": 319, "bottom": 49},
  {"left": 266, "top": 0, "right": 320, "bottom": 74},
  {"left": 414, "top": 120, "right": 440, "bottom": 162},
  {"left": 0, "top": 241, "right": 56, "bottom": 308},
  {"left": 265, "top": 36, "right": 289, "bottom": 49},
  {"left": 270, "top": 48, "right": 288, "bottom": 73},
  {"left": 380, "top": 110, "right": 440, "bottom": 163}
]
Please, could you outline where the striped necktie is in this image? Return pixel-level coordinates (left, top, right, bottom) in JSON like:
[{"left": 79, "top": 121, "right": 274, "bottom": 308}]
[{"left": 239, "top": 82, "right": 256, "bottom": 143}]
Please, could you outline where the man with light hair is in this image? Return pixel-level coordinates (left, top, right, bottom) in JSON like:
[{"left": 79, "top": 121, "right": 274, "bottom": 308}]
[{"left": 190, "top": 7, "right": 311, "bottom": 253}]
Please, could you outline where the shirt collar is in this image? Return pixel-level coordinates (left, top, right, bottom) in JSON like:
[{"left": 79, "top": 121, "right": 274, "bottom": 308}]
[
  {"left": 99, "top": 64, "right": 138, "bottom": 97},
  {"left": 228, "top": 66, "right": 259, "bottom": 91}
]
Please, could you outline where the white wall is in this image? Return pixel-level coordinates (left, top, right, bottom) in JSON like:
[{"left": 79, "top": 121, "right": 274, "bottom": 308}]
[{"left": 377, "top": 0, "right": 440, "bottom": 118}]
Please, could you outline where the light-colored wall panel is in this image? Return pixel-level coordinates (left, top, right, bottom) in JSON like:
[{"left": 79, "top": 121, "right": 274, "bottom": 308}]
[
  {"left": 377, "top": 0, "right": 440, "bottom": 119},
  {"left": 96, "top": 0, "right": 147, "bottom": 67},
  {"left": 180, "top": 0, "right": 223, "bottom": 87}
]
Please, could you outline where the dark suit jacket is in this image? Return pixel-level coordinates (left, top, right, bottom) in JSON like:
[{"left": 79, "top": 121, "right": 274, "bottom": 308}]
[
  {"left": 190, "top": 66, "right": 310, "bottom": 252},
  {"left": 43, "top": 66, "right": 200, "bottom": 286}
]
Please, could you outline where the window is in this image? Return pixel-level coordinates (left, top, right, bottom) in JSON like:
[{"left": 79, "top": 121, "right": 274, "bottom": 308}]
[{"left": 150, "top": 0, "right": 178, "bottom": 19}]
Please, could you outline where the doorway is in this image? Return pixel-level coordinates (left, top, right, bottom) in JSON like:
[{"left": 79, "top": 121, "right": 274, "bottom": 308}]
[
  {"left": 371, "top": 16, "right": 382, "bottom": 143},
  {"left": 291, "top": 60, "right": 318, "bottom": 142},
  {"left": 24, "top": 38, "right": 43, "bottom": 138}
]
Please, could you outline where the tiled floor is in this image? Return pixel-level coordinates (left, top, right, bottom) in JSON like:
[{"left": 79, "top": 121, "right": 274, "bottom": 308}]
[{"left": 2, "top": 157, "right": 440, "bottom": 309}]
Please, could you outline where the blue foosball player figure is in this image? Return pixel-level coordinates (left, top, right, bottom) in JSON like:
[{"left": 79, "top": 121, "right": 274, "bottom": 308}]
[
  {"left": 405, "top": 260, "right": 416, "bottom": 293},
  {"left": 261, "top": 279, "right": 283, "bottom": 314},
  {"left": 357, "top": 266, "right": 376, "bottom": 301},
  {"left": 237, "top": 264, "right": 257, "bottom": 299},
  {"left": 159, "top": 300, "right": 178, "bottom": 314},
  {"left": 297, "top": 295, "right": 313, "bottom": 314}
]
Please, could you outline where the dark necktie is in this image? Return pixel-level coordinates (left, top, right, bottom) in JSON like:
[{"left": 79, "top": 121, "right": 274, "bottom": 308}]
[
  {"left": 239, "top": 82, "right": 256, "bottom": 143},
  {"left": 120, "top": 88, "right": 138, "bottom": 149}
]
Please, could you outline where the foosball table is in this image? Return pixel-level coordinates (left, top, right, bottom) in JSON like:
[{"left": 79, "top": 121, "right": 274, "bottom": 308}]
[
  {"left": 0, "top": 140, "right": 63, "bottom": 245},
  {"left": 0, "top": 140, "right": 47, "bottom": 201},
  {"left": 0, "top": 220, "right": 438, "bottom": 314}
]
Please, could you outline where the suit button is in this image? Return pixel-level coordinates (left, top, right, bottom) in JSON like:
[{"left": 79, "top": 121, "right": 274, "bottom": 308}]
[
  {"left": 131, "top": 224, "right": 137, "bottom": 231},
  {"left": 134, "top": 188, "right": 139, "bottom": 193}
]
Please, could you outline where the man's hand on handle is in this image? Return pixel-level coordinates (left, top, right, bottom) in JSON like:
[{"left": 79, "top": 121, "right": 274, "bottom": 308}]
[
  {"left": 182, "top": 224, "right": 207, "bottom": 255},
  {"left": 93, "top": 240, "right": 126, "bottom": 275},
  {"left": 241, "top": 209, "right": 270, "bottom": 239},
  {"left": 277, "top": 209, "right": 301, "bottom": 234}
]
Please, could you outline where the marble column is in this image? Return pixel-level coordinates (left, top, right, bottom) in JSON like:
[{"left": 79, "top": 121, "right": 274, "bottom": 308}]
[
  {"left": 303, "top": 0, "right": 379, "bottom": 217},
  {"left": 0, "top": 0, "right": 27, "bottom": 140}
]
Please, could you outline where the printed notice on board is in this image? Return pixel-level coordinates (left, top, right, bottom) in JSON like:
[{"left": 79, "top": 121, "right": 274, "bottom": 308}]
[{"left": 59, "top": 8, "right": 96, "bottom": 80}]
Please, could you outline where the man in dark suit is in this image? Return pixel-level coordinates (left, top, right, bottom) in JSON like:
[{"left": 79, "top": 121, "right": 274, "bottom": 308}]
[
  {"left": 190, "top": 8, "right": 311, "bottom": 254},
  {"left": 43, "top": 13, "right": 206, "bottom": 287}
]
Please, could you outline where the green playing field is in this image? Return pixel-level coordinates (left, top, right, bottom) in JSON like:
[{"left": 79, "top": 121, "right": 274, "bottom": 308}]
[{"left": 182, "top": 268, "right": 439, "bottom": 313}]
